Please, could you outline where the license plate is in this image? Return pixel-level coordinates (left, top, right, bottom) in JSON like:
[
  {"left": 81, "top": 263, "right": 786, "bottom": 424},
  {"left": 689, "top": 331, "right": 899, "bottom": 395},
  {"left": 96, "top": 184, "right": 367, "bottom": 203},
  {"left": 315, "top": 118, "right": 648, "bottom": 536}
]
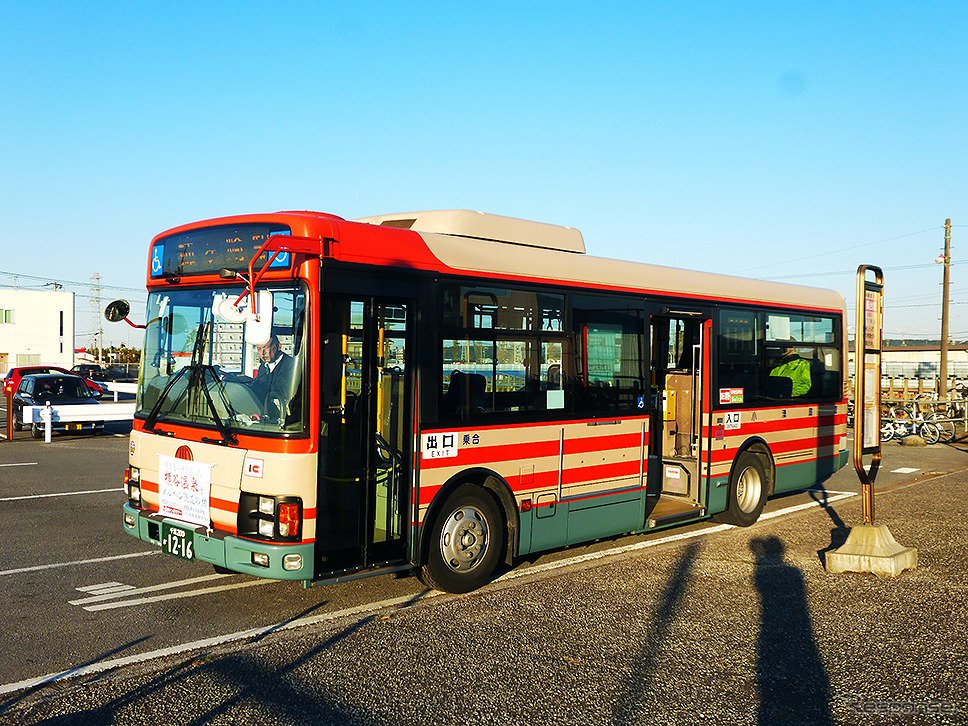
[
  {"left": 161, "top": 522, "right": 195, "bottom": 560},
  {"left": 66, "top": 423, "right": 82, "bottom": 431}
]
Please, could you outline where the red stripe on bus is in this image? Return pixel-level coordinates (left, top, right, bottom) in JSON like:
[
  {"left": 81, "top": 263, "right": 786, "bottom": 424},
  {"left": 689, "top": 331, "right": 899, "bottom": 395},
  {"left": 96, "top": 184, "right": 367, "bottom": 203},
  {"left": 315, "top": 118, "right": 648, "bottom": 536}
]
[
  {"left": 420, "top": 415, "right": 647, "bottom": 437},
  {"left": 708, "top": 434, "right": 842, "bottom": 464},
  {"left": 564, "top": 460, "right": 641, "bottom": 486},
  {"left": 419, "top": 431, "right": 643, "bottom": 470}
]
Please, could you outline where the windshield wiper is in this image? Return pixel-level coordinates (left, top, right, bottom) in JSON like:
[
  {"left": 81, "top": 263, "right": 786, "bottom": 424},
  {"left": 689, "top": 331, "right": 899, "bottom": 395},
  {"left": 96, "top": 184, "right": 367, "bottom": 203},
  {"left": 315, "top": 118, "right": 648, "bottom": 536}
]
[
  {"left": 143, "top": 322, "right": 238, "bottom": 445},
  {"left": 143, "top": 366, "right": 189, "bottom": 433},
  {"left": 194, "top": 367, "right": 238, "bottom": 446},
  {"left": 184, "top": 322, "right": 238, "bottom": 446}
]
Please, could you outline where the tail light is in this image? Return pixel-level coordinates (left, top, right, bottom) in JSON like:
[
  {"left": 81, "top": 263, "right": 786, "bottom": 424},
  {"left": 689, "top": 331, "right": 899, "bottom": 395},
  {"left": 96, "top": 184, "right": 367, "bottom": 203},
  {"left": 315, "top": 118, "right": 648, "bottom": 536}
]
[{"left": 278, "top": 503, "right": 300, "bottom": 538}]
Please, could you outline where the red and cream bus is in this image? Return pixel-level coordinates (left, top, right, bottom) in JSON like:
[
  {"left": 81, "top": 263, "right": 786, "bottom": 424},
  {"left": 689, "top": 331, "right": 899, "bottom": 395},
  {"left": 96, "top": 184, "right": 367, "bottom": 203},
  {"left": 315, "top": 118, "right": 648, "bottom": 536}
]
[{"left": 114, "top": 209, "right": 847, "bottom": 593}]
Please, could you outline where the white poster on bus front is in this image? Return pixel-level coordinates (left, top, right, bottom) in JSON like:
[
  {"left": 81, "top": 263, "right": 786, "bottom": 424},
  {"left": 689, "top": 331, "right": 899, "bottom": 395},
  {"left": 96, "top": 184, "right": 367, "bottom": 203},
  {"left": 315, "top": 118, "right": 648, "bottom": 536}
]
[{"left": 158, "top": 454, "right": 212, "bottom": 527}]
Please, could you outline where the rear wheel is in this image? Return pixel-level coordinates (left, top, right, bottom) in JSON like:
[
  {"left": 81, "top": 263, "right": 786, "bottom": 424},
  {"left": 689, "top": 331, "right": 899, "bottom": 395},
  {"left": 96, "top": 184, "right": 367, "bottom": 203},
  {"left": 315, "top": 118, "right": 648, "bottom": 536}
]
[
  {"left": 715, "top": 451, "right": 768, "bottom": 527},
  {"left": 422, "top": 484, "right": 504, "bottom": 594},
  {"left": 31, "top": 424, "right": 44, "bottom": 439}
]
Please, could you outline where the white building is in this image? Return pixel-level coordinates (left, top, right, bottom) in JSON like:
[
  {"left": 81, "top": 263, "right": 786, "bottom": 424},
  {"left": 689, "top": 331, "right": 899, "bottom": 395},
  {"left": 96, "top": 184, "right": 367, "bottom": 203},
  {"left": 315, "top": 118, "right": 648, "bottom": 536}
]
[{"left": 0, "top": 289, "right": 75, "bottom": 374}]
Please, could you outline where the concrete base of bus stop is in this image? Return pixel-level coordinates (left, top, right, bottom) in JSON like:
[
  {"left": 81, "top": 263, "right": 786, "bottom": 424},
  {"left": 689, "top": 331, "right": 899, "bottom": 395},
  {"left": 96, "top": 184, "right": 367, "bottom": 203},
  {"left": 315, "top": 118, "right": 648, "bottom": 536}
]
[
  {"left": 3, "top": 461, "right": 968, "bottom": 724},
  {"left": 825, "top": 523, "right": 918, "bottom": 577}
]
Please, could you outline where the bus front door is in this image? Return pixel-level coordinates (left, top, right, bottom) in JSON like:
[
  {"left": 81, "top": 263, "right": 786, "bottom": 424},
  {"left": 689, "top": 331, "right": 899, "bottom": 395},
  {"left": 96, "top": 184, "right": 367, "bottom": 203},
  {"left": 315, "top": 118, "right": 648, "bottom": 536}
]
[
  {"left": 316, "top": 298, "right": 412, "bottom": 577},
  {"left": 647, "top": 312, "right": 710, "bottom": 526}
]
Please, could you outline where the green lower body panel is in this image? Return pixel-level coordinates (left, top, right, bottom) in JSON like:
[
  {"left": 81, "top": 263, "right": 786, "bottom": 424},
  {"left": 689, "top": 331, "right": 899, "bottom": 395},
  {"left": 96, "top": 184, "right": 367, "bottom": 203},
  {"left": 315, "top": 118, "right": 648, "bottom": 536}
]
[
  {"left": 774, "top": 451, "right": 849, "bottom": 495},
  {"left": 567, "top": 492, "right": 643, "bottom": 545},
  {"left": 123, "top": 503, "right": 315, "bottom": 580},
  {"left": 706, "top": 476, "right": 729, "bottom": 514},
  {"left": 521, "top": 488, "right": 645, "bottom": 556}
]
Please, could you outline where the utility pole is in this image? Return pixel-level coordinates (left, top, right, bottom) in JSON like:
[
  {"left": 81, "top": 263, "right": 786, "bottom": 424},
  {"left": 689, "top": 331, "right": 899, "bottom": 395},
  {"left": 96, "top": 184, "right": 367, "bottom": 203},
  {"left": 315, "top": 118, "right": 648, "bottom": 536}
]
[
  {"left": 940, "top": 219, "right": 951, "bottom": 398},
  {"left": 90, "top": 273, "right": 103, "bottom": 364}
]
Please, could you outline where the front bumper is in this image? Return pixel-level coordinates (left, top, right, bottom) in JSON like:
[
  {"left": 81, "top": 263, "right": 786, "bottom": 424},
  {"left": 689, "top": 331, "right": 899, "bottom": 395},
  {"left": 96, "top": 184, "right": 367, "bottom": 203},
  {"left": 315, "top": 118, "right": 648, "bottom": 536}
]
[{"left": 122, "top": 503, "right": 315, "bottom": 580}]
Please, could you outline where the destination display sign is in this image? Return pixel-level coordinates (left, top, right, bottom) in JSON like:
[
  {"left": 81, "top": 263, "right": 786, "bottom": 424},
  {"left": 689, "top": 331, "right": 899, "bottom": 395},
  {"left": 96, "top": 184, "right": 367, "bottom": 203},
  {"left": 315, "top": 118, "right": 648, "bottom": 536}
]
[{"left": 150, "top": 223, "right": 292, "bottom": 278}]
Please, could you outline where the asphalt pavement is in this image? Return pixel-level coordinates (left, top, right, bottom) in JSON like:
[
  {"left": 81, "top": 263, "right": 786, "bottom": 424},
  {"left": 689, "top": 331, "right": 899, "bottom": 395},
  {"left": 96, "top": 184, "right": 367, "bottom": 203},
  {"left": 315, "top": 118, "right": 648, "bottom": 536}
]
[{"left": 1, "top": 442, "right": 967, "bottom": 725}]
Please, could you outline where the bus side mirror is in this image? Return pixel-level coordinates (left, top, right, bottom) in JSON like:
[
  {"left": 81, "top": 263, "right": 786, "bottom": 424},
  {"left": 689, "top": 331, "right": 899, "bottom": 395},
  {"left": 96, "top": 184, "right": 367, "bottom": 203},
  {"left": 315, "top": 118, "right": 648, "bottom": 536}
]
[
  {"left": 105, "top": 300, "right": 131, "bottom": 323},
  {"left": 244, "top": 290, "right": 274, "bottom": 345}
]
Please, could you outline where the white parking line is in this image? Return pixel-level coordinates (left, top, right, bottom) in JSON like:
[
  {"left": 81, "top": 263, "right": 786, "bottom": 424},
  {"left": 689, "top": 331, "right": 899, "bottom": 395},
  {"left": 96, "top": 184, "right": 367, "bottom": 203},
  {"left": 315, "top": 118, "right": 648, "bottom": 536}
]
[
  {"left": 75, "top": 582, "right": 138, "bottom": 597},
  {"left": 0, "top": 462, "right": 39, "bottom": 468},
  {"left": 0, "top": 491, "right": 860, "bottom": 696},
  {"left": 0, "top": 487, "right": 123, "bottom": 502},
  {"left": 69, "top": 573, "right": 269, "bottom": 611},
  {"left": 0, "top": 550, "right": 160, "bottom": 577},
  {"left": 495, "top": 492, "right": 857, "bottom": 585},
  {"left": 83, "top": 578, "right": 273, "bottom": 611},
  {"left": 0, "top": 592, "right": 432, "bottom": 696}
]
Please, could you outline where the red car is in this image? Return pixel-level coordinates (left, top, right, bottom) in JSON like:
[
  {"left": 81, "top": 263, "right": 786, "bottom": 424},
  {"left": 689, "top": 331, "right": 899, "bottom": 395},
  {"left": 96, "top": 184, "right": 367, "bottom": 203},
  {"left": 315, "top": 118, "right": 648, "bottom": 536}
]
[{"left": 2, "top": 366, "right": 105, "bottom": 398}]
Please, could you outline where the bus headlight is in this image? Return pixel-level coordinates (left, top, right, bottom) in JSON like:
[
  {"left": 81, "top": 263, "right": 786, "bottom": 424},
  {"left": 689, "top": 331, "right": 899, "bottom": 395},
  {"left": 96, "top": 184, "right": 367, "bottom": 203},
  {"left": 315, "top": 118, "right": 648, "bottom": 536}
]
[{"left": 126, "top": 467, "right": 142, "bottom": 507}]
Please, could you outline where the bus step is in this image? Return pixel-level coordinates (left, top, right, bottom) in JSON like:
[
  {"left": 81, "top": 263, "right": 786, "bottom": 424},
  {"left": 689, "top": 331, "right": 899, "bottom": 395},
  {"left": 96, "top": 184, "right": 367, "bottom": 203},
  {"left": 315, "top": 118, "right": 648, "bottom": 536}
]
[{"left": 647, "top": 499, "right": 706, "bottom": 529}]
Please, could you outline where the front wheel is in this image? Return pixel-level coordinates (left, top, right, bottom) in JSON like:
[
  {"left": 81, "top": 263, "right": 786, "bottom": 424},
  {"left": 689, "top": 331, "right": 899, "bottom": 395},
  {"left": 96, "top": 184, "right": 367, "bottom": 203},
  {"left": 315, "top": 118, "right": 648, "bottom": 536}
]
[
  {"left": 919, "top": 421, "right": 941, "bottom": 445},
  {"left": 928, "top": 414, "right": 955, "bottom": 443},
  {"left": 714, "top": 451, "right": 768, "bottom": 527},
  {"left": 421, "top": 484, "right": 504, "bottom": 594}
]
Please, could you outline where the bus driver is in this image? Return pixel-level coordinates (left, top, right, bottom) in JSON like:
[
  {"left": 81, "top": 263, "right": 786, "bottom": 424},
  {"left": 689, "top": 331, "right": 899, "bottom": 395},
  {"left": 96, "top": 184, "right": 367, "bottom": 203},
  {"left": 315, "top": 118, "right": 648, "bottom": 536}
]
[{"left": 253, "top": 335, "right": 295, "bottom": 418}]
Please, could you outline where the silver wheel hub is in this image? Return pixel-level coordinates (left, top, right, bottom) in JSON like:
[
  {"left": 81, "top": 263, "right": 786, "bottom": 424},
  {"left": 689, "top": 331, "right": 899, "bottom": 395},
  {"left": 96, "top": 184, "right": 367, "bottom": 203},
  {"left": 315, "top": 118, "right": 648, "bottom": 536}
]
[
  {"left": 440, "top": 506, "right": 489, "bottom": 572},
  {"left": 735, "top": 465, "right": 762, "bottom": 513}
]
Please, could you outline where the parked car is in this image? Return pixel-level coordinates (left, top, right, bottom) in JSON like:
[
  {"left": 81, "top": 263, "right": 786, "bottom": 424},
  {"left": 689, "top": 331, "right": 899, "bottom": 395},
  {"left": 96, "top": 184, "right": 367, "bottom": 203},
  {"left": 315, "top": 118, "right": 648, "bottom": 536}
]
[
  {"left": 3, "top": 366, "right": 105, "bottom": 397},
  {"left": 12, "top": 374, "right": 104, "bottom": 438},
  {"left": 71, "top": 363, "right": 107, "bottom": 381}
]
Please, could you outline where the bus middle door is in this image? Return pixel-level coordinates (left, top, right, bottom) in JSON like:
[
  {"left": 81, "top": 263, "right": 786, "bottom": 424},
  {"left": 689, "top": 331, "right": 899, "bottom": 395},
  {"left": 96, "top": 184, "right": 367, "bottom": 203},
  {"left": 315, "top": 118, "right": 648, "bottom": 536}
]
[{"left": 648, "top": 311, "right": 711, "bottom": 518}]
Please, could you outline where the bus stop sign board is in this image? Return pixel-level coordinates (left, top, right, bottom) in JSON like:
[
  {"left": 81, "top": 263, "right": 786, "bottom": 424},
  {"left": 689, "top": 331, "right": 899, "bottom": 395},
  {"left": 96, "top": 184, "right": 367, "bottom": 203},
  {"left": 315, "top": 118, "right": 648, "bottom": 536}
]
[{"left": 827, "top": 264, "right": 917, "bottom": 577}]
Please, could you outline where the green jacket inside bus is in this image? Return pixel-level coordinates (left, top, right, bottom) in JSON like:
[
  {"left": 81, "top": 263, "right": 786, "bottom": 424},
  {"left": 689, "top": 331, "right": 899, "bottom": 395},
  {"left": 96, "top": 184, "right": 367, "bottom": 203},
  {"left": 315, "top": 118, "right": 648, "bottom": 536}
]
[{"left": 770, "top": 349, "right": 812, "bottom": 397}]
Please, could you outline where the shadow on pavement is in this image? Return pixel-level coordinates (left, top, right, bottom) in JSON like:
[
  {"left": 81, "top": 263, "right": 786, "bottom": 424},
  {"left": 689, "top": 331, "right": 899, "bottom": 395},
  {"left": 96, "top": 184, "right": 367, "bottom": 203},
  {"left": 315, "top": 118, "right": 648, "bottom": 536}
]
[
  {"left": 7, "top": 594, "right": 433, "bottom": 726},
  {"left": 751, "top": 536, "right": 834, "bottom": 726},
  {"left": 809, "top": 485, "right": 851, "bottom": 567},
  {"left": 611, "top": 542, "right": 699, "bottom": 725}
]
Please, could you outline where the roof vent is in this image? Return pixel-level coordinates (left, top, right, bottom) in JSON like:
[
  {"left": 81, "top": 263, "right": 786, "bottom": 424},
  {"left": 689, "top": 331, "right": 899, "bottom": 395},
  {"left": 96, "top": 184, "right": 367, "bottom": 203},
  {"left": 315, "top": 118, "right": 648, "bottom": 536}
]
[{"left": 353, "top": 210, "right": 585, "bottom": 253}]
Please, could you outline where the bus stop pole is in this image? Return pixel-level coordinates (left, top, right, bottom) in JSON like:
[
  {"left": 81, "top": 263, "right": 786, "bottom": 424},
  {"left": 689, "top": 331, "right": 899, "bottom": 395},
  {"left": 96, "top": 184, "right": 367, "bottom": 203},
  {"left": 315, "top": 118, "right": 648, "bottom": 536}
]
[
  {"left": 827, "top": 265, "right": 916, "bottom": 576},
  {"left": 854, "top": 265, "right": 882, "bottom": 525}
]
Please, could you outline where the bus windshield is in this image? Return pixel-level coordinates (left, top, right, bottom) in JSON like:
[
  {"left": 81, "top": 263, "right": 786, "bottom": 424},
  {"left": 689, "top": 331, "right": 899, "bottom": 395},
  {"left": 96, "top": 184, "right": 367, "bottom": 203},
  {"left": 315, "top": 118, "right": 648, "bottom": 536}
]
[{"left": 137, "top": 284, "right": 307, "bottom": 436}]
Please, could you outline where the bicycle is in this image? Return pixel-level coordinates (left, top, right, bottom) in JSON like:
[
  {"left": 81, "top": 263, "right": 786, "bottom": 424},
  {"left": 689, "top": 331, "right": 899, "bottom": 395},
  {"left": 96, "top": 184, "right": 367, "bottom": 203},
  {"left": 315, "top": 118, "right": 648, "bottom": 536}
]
[
  {"left": 913, "top": 392, "right": 958, "bottom": 443},
  {"left": 880, "top": 404, "right": 941, "bottom": 445}
]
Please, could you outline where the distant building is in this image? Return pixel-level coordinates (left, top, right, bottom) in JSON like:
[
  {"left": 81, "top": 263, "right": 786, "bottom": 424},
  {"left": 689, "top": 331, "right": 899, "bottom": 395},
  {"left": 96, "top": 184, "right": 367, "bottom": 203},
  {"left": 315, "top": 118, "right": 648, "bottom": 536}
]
[
  {"left": 849, "top": 344, "right": 968, "bottom": 380},
  {"left": 0, "top": 289, "right": 75, "bottom": 374}
]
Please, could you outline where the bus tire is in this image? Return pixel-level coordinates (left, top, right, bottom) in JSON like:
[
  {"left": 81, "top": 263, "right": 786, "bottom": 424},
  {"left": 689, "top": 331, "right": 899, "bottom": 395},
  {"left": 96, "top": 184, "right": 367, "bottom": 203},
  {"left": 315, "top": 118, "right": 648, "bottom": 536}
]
[
  {"left": 421, "top": 484, "right": 504, "bottom": 594},
  {"left": 716, "top": 451, "right": 767, "bottom": 527}
]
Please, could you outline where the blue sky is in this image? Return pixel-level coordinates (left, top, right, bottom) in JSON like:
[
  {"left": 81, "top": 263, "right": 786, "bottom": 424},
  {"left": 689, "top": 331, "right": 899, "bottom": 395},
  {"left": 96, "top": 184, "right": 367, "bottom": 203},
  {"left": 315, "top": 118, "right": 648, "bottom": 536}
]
[{"left": 2, "top": 1, "right": 965, "bottom": 346}]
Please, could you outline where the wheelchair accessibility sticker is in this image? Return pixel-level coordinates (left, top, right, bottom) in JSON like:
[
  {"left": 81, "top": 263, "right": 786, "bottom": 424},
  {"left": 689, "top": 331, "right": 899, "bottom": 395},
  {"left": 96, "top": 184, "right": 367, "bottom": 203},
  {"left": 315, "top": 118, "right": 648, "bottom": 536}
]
[{"left": 151, "top": 245, "right": 164, "bottom": 277}]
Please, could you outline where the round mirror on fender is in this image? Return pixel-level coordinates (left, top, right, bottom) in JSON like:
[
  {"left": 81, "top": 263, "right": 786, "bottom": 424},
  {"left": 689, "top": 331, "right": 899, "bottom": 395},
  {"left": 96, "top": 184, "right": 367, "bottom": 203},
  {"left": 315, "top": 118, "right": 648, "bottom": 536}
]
[{"left": 105, "top": 299, "right": 131, "bottom": 323}]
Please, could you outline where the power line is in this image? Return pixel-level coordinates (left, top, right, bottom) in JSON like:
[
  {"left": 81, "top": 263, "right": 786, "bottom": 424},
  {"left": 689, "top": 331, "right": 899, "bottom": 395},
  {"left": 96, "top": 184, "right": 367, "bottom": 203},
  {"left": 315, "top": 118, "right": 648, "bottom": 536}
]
[
  {"left": 0, "top": 269, "right": 143, "bottom": 293},
  {"left": 759, "top": 259, "right": 963, "bottom": 282},
  {"left": 735, "top": 225, "right": 943, "bottom": 274}
]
